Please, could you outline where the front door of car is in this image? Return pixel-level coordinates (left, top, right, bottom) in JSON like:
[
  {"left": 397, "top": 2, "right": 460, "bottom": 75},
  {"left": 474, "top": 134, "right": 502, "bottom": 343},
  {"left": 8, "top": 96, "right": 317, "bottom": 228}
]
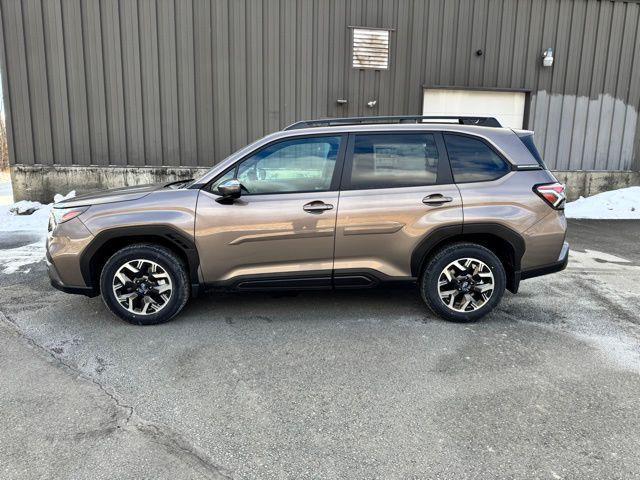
[
  {"left": 195, "top": 134, "right": 346, "bottom": 287},
  {"left": 333, "top": 132, "right": 463, "bottom": 283}
]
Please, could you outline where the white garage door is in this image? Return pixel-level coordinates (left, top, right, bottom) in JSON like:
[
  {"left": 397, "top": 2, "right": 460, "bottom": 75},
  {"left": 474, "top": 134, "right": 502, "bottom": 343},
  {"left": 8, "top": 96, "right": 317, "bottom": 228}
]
[{"left": 422, "top": 88, "right": 526, "bottom": 129}]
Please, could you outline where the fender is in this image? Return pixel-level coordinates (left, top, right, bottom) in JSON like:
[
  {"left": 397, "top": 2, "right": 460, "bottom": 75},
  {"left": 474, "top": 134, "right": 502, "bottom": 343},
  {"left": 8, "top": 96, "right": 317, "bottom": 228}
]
[
  {"left": 410, "top": 222, "right": 526, "bottom": 281},
  {"left": 79, "top": 225, "right": 201, "bottom": 294},
  {"left": 462, "top": 223, "right": 526, "bottom": 269}
]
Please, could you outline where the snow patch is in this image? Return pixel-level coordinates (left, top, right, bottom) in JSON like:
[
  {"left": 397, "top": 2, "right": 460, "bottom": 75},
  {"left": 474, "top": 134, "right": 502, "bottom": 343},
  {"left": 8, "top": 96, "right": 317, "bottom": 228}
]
[
  {"left": 0, "top": 177, "right": 76, "bottom": 274},
  {"left": 9, "top": 200, "right": 44, "bottom": 215},
  {"left": 0, "top": 243, "right": 44, "bottom": 274},
  {"left": 564, "top": 186, "right": 640, "bottom": 219}
]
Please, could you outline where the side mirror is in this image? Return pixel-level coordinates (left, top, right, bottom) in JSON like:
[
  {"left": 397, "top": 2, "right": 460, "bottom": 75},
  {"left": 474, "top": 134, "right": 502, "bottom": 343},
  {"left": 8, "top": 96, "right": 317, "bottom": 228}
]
[{"left": 216, "top": 179, "right": 242, "bottom": 202}]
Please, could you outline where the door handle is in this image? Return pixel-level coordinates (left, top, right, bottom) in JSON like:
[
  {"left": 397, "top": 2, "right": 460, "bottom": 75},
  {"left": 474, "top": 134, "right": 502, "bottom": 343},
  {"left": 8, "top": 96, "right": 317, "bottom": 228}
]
[
  {"left": 422, "top": 194, "right": 453, "bottom": 205},
  {"left": 303, "top": 201, "right": 334, "bottom": 213}
]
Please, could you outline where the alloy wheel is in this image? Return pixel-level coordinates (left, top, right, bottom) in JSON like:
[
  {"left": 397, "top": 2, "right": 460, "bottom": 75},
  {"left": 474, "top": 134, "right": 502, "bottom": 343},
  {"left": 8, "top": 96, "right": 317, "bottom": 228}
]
[
  {"left": 437, "top": 257, "right": 495, "bottom": 312},
  {"left": 112, "top": 259, "right": 173, "bottom": 315}
]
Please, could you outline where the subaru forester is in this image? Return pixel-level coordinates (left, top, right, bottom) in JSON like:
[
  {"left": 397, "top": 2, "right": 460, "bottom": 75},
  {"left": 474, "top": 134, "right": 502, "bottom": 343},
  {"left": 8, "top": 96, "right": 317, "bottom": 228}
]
[{"left": 47, "top": 116, "right": 568, "bottom": 325}]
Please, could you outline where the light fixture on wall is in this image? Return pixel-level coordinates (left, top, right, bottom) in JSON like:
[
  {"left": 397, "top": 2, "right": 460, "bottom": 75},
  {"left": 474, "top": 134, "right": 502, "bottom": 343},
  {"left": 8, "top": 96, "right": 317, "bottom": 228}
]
[{"left": 542, "top": 47, "right": 554, "bottom": 67}]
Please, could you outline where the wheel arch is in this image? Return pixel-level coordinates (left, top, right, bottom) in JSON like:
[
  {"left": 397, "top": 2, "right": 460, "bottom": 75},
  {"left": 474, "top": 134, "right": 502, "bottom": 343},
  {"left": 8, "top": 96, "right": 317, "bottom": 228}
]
[
  {"left": 79, "top": 226, "right": 200, "bottom": 295},
  {"left": 411, "top": 223, "right": 525, "bottom": 293}
]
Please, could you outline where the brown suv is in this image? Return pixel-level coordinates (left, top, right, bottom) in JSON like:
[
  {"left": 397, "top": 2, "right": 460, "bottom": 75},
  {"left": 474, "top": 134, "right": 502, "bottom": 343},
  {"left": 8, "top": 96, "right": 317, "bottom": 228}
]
[{"left": 47, "top": 116, "right": 568, "bottom": 325}]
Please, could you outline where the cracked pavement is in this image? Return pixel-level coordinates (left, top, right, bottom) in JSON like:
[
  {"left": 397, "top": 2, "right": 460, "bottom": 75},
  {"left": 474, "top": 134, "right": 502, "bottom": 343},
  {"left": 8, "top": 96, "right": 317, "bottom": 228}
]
[{"left": 1, "top": 220, "right": 640, "bottom": 479}]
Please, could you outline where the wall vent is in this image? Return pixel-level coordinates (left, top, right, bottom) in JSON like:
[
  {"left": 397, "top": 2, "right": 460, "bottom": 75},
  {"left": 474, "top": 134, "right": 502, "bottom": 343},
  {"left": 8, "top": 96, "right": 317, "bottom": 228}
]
[{"left": 352, "top": 28, "right": 390, "bottom": 70}]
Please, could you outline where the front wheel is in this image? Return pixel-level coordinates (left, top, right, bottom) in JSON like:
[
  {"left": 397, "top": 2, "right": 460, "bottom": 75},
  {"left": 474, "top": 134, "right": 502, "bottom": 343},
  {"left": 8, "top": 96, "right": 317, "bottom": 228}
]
[
  {"left": 420, "top": 243, "right": 506, "bottom": 322},
  {"left": 100, "top": 244, "right": 190, "bottom": 325}
]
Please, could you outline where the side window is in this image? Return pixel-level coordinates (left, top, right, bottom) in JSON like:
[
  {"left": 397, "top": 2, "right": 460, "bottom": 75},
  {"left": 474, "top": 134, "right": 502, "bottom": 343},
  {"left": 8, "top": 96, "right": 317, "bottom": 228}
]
[
  {"left": 444, "top": 134, "right": 510, "bottom": 183},
  {"left": 236, "top": 136, "right": 341, "bottom": 194},
  {"left": 348, "top": 133, "right": 440, "bottom": 189}
]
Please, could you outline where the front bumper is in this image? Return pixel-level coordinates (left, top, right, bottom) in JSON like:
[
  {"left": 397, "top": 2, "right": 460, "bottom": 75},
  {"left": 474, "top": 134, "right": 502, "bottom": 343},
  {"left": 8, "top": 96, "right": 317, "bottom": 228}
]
[
  {"left": 49, "top": 276, "right": 98, "bottom": 297},
  {"left": 46, "top": 242, "right": 98, "bottom": 297},
  {"left": 520, "top": 241, "right": 569, "bottom": 280}
]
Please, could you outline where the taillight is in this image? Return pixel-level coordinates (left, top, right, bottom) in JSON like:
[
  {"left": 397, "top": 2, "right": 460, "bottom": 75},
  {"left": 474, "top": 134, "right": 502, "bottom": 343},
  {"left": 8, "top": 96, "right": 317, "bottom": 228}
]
[{"left": 534, "top": 183, "right": 566, "bottom": 209}]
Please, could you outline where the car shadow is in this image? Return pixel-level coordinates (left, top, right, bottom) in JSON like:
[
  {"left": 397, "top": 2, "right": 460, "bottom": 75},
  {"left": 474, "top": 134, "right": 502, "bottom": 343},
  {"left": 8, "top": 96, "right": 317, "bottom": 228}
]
[{"left": 180, "top": 284, "right": 431, "bottom": 325}]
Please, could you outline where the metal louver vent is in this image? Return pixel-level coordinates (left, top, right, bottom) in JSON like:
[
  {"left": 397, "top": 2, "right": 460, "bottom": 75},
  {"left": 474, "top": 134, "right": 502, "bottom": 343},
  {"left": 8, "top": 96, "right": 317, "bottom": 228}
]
[{"left": 352, "top": 28, "right": 390, "bottom": 70}]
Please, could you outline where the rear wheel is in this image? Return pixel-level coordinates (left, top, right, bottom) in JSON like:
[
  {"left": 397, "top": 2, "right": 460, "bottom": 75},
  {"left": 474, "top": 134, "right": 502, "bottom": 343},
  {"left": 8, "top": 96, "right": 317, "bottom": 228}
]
[
  {"left": 100, "top": 244, "right": 190, "bottom": 325},
  {"left": 420, "top": 243, "right": 506, "bottom": 322}
]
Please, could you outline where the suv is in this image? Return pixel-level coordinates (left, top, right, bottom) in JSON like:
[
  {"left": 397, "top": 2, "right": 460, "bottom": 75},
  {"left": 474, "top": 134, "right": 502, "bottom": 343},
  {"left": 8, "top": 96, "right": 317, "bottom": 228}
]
[{"left": 47, "top": 116, "right": 568, "bottom": 325}]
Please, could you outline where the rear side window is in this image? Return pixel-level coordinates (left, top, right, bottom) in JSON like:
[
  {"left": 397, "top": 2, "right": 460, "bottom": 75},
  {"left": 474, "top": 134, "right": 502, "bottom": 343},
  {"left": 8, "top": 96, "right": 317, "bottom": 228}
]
[
  {"left": 444, "top": 134, "right": 510, "bottom": 183},
  {"left": 517, "top": 133, "right": 547, "bottom": 168},
  {"left": 348, "top": 133, "right": 439, "bottom": 189}
]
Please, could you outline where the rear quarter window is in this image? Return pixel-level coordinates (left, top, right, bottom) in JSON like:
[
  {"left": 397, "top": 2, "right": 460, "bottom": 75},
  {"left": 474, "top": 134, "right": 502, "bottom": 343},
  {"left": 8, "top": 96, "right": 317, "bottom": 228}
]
[
  {"left": 443, "top": 134, "right": 510, "bottom": 183},
  {"left": 517, "top": 133, "right": 547, "bottom": 168}
]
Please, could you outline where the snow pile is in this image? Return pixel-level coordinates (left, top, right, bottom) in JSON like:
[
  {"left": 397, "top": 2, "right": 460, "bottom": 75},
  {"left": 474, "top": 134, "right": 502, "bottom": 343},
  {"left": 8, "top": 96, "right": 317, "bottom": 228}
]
[
  {"left": 9, "top": 200, "right": 44, "bottom": 215},
  {"left": 0, "top": 177, "right": 76, "bottom": 274},
  {"left": 564, "top": 186, "right": 640, "bottom": 220}
]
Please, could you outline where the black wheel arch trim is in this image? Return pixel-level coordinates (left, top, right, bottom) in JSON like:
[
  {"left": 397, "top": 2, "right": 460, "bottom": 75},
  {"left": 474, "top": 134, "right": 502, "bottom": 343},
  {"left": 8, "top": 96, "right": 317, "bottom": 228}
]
[
  {"left": 79, "top": 225, "right": 200, "bottom": 293},
  {"left": 410, "top": 223, "right": 526, "bottom": 290}
]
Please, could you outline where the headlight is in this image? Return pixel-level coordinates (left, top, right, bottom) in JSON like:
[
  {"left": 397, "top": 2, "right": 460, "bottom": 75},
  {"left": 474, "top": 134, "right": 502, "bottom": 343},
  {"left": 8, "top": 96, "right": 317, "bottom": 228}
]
[{"left": 51, "top": 206, "right": 89, "bottom": 225}]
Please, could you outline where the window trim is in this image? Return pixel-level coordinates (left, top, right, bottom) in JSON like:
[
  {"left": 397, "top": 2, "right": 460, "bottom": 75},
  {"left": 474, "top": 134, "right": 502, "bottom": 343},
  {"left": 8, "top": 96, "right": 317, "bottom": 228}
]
[
  {"left": 442, "top": 132, "right": 513, "bottom": 184},
  {"left": 339, "top": 131, "right": 453, "bottom": 191},
  {"left": 204, "top": 133, "right": 348, "bottom": 196}
]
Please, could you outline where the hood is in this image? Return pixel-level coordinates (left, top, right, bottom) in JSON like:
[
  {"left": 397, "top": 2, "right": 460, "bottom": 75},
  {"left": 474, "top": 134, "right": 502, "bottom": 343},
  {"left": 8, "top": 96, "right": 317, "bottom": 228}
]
[{"left": 53, "top": 183, "right": 165, "bottom": 209}]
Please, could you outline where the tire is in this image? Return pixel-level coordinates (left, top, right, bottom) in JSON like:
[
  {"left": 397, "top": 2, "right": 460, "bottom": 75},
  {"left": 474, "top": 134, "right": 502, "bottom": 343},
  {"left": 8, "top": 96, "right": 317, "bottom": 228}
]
[
  {"left": 420, "top": 242, "right": 506, "bottom": 323},
  {"left": 99, "top": 244, "right": 190, "bottom": 325}
]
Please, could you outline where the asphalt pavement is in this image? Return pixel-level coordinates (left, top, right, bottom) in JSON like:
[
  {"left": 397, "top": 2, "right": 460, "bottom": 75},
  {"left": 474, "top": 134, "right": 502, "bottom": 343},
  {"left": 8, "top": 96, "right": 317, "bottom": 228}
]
[{"left": 1, "top": 220, "right": 639, "bottom": 479}]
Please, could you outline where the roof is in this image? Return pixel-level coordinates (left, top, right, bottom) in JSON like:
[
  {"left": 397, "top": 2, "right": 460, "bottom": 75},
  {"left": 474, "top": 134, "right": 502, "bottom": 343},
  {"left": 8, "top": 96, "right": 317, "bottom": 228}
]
[{"left": 193, "top": 118, "right": 539, "bottom": 186}]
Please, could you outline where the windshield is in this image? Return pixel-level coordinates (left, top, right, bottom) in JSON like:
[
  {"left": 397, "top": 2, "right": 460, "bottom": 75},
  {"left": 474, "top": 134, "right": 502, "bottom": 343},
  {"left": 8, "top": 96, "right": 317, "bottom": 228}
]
[{"left": 184, "top": 136, "right": 280, "bottom": 188}]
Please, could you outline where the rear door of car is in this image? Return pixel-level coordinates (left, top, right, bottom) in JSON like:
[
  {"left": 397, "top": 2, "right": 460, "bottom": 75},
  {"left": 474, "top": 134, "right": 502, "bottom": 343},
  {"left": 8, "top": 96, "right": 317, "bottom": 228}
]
[{"left": 333, "top": 131, "right": 463, "bottom": 284}]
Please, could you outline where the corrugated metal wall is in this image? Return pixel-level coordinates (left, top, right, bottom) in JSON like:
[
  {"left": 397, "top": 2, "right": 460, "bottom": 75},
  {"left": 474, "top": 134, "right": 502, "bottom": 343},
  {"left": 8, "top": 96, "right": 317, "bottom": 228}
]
[{"left": 0, "top": 0, "right": 639, "bottom": 171}]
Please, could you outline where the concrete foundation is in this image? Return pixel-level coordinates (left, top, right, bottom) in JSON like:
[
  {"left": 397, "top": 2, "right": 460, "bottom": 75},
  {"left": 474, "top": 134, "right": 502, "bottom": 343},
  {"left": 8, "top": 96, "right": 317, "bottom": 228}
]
[
  {"left": 552, "top": 170, "right": 640, "bottom": 201},
  {"left": 9, "top": 165, "right": 210, "bottom": 203},
  {"left": 8, "top": 164, "right": 640, "bottom": 203}
]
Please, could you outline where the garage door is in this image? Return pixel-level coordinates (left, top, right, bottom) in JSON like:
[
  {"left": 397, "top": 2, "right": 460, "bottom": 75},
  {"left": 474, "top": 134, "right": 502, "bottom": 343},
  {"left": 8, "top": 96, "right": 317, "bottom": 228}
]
[{"left": 422, "top": 88, "right": 526, "bottom": 129}]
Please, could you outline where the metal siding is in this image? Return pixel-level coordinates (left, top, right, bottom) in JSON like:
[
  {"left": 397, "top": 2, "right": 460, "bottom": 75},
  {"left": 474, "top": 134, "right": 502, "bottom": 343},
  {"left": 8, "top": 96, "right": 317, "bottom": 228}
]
[
  {"left": 246, "top": 0, "right": 263, "bottom": 142},
  {"left": 2, "top": 0, "right": 35, "bottom": 165},
  {"left": 543, "top": 0, "right": 572, "bottom": 168},
  {"left": 62, "top": 0, "right": 91, "bottom": 165},
  {"left": 582, "top": 0, "right": 613, "bottom": 170},
  {"left": 22, "top": 0, "right": 53, "bottom": 165},
  {"left": 101, "top": 0, "right": 127, "bottom": 166},
  {"left": 610, "top": 2, "right": 637, "bottom": 170},
  {"left": 211, "top": 0, "right": 231, "bottom": 162},
  {"left": 176, "top": 0, "right": 197, "bottom": 167},
  {"left": 82, "top": 0, "right": 109, "bottom": 166},
  {"left": 120, "top": 0, "right": 144, "bottom": 166},
  {"left": 139, "top": 0, "right": 163, "bottom": 166},
  {"left": 556, "top": 0, "right": 587, "bottom": 170},
  {"left": 0, "top": 0, "right": 638, "bottom": 171},
  {"left": 193, "top": 0, "right": 214, "bottom": 167},
  {"left": 0, "top": 0, "right": 15, "bottom": 166},
  {"left": 626, "top": 3, "right": 640, "bottom": 171}
]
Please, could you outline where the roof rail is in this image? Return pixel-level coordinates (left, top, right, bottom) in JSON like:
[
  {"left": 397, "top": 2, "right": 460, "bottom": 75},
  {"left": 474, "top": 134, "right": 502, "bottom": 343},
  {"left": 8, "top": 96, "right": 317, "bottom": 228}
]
[{"left": 283, "top": 115, "right": 502, "bottom": 130}]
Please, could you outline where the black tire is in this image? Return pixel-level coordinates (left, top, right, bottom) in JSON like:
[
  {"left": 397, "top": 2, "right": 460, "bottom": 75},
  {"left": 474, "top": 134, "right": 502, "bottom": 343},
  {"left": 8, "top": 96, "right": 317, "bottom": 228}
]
[
  {"left": 99, "top": 244, "right": 190, "bottom": 325},
  {"left": 420, "top": 242, "right": 506, "bottom": 323}
]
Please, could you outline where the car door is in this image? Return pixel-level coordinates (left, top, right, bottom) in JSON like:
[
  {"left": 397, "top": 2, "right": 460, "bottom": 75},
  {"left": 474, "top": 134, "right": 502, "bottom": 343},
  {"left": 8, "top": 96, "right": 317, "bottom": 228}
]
[
  {"left": 195, "top": 134, "right": 346, "bottom": 288},
  {"left": 333, "top": 131, "right": 463, "bottom": 283}
]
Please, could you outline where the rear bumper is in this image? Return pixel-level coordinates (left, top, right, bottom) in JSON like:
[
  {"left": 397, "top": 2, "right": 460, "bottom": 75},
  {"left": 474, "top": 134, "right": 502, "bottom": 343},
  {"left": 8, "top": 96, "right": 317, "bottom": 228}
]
[{"left": 520, "top": 241, "right": 569, "bottom": 280}]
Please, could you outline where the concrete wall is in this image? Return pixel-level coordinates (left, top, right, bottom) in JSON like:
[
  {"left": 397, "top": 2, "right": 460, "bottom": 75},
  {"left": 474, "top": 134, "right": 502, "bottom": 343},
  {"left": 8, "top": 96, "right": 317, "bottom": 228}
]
[
  {"left": 1, "top": 0, "right": 639, "bottom": 183},
  {"left": 10, "top": 164, "right": 639, "bottom": 203},
  {"left": 9, "top": 165, "right": 209, "bottom": 203}
]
